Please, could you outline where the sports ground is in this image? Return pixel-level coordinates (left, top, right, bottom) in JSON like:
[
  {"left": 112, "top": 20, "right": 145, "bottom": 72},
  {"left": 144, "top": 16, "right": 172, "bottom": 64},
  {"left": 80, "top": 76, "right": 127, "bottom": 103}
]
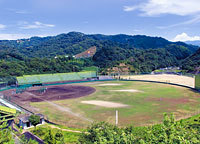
[
  {"left": 2, "top": 74, "right": 200, "bottom": 128},
  {"left": 2, "top": 74, "right": 199, "bottom": 128}
]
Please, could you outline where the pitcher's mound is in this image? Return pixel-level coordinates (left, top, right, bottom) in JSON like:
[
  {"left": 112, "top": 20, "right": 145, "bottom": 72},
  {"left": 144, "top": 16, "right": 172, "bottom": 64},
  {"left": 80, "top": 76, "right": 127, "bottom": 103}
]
[
  {"left": 97, "top": 83, "right": 122, "bottom": 86},
  {"left": 110, "top": 89, "right": 142, "bottom": 93},
  {"left": 81, "top": 100, "right": 128, "bottom": 108}
]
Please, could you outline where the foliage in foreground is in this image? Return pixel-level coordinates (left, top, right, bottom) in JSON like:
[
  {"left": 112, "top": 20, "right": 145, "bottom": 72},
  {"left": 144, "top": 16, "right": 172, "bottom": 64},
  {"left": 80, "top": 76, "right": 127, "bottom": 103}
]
[
  {"left": 0, "top": 121, "right": 14, "bottom": 144},
  {"left": 31, "top": 126, "right": 65, "bottom": 144},
  {"left": 0, "top": 120, "right": 39, "bottom": 144},
  {"left": 20, "top": 135, "right": 39, "bottom": 144},
  {"left": 1, "top": 113, "right": 200, "bottom": 144},
  {"left": 79, "top": 113, "right": 200, "bottom": 144},
  {"left": 31, "top": 125, "right": 81, "bottom": 144}
]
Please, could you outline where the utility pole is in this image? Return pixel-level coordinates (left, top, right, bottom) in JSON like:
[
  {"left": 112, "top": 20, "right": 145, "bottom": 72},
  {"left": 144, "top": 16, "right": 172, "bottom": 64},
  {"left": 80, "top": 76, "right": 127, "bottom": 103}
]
[{"left": 97, "top": 66, "right": 99, "bottom": 77}]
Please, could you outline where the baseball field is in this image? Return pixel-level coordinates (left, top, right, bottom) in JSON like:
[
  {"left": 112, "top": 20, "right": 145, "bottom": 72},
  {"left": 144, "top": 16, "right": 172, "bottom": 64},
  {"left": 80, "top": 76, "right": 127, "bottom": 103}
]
[{"left": 2, "top": 74, "right": 200, "bottom": 128}]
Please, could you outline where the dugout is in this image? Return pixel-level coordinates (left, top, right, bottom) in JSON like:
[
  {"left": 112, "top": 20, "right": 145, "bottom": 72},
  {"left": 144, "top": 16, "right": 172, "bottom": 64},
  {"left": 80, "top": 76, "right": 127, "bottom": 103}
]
[{"left": 19, "top": 113, "right": 45, "bottom": 129}]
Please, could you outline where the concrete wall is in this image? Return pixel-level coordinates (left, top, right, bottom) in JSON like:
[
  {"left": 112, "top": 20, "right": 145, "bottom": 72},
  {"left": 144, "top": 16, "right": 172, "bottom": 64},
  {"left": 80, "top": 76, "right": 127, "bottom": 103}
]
[{"left": 195, "top": 75, "right": 200, "bottom": 90}]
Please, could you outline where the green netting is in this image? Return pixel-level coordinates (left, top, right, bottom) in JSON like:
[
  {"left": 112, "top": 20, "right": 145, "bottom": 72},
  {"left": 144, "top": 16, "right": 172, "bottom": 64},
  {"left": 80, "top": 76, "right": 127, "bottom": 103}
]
[
  {"left": 16, "top": 71, "right": 97, "bottom": 85},
  {"left": 195, "top": 75, "right": 200, "bottom": 90}
]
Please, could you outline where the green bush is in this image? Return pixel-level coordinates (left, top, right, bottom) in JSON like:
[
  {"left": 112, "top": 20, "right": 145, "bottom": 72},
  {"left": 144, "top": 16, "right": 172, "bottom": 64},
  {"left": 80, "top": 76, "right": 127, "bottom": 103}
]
[
  {"left": 32, "top": 126, "right": 64, "bottom": 144},
  {"left": 79, "top": 114, "right": 200, "bottom": 144}
]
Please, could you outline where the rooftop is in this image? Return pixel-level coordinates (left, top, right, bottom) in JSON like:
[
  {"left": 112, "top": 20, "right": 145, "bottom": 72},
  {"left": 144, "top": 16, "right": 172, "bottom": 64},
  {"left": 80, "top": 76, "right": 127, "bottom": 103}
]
[{"left": 19, "top": 113, "right": 44, "bottom": 123}]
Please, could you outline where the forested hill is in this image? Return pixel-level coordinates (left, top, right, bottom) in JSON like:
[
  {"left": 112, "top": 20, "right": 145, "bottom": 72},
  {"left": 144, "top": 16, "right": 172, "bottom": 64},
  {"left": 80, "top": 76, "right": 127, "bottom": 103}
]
[
  {"left": 182, "top": 48, "right": 200, "bottom": 72},
  {"left": 0, "top": 32, "right": 198, "bottom": 58},
  {"left": 0, "top": 32, "right": 199, "bottom": 76},
  {"left": 89, "top": 33, "right": 198, "bottom": 52},
  {"left": 186, "top": 40, "right": 200, "bottom": 47}
]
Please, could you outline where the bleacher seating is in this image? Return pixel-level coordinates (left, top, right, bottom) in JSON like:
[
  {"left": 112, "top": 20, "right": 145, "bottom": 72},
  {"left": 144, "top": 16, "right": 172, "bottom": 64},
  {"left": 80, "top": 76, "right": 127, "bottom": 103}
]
[
  {"left": 16, "top": 71, "right": 97, "bottom": 85},
  {"left": 78, "top": 71, "right": 97, "bottom": 78},
  {"left": 38, "top": 74, "right": 60, "bottom": 83},
  {"left": 59, "top": 73, "right": 82, "bottom": 81},
  {"left": 23, "top": 75, "right": 40, "bottom": 83},
  {"left": 17, "top": 77, "right": 28, "bottom": 84}
]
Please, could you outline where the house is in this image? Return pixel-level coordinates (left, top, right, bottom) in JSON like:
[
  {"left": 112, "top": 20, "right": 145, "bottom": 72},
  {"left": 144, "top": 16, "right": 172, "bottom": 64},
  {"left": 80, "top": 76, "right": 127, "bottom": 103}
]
[{"left": 19, "top": 114, "right": 45, "bottom": 129}]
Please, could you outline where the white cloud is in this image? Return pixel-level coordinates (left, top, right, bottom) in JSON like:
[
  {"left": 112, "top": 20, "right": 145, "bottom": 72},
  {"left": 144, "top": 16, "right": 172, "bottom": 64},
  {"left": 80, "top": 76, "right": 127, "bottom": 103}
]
[
  {"left": 15, "top": 10, "right": 29, "bottom": 14},
  {"left": 123, "top": 6, "right": 138, "bottom": 12},
  {"left": 0, "top": 34, "right": 30, "bottom": 40},
  {"left": 133, "top": 29, "right": 141, "bottom": 32},
  {"left": 0, "top": 33, "right": 50, "bottom": 40},
  {"left": 172, "top": 32, "right": 200, "bottom": 42},
  {"left": 157, "top": 15, "right": 200, "bottom": 29},
  {"left": 6, "top": 8, "right": 30, "bottom": 14},
  {"left": 0, "top": 24, "right": 6, "bottom": 30},
  {"left": 124, "top": 0, "right": 200, "bottom": 16},
  {"left": 20, "top": 21, "right": 55, "bottom": 29}
]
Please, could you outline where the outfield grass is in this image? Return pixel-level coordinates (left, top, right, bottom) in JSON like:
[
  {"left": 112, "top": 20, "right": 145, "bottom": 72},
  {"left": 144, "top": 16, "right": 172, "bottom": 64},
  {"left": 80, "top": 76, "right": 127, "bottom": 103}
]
[{"left": 32, "top": 81, "right": 200, "bottom": 128}]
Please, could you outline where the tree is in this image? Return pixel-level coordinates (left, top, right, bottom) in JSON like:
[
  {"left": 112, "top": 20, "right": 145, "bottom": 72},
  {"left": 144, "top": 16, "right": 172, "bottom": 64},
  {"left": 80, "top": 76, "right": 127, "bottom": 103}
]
[
  {"left": 79, "top": 114, "right": 200, "bottom": 143},
  {"left": 44, "top": 129, "right": 55, "bottom": 144},
  {"left": 20, "top": 135, "right": 39, "bottom": 144},
  {"left": 0, "top": 120, "right": 14, "bottom": 144},
  {"left": 32, "top": 127, "right": 64, "bottom": 144},
  {"left": 29, "top": 115, "right": 40, "bottom": 128}
]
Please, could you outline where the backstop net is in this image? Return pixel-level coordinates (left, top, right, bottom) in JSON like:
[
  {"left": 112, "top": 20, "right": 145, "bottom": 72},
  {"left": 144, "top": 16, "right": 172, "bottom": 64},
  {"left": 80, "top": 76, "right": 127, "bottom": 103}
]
[{"left": 195, "top": 74, "right": 200, "bottom": 90}]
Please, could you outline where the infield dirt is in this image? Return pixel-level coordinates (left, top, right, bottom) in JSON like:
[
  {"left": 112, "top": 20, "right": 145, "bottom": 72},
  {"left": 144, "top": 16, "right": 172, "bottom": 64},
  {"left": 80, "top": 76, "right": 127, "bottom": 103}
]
[{"left": 2, "top": 84, "right": 95, "bottom": 112}]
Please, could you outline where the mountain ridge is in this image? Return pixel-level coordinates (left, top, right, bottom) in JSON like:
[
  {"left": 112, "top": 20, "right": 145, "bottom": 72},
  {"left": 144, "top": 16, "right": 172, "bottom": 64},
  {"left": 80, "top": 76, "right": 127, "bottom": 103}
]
[
  {"left": 0, "top": 31, "right": 199, "bottom": 75},
  {"left": 185, "top": 40, "right": 200, "bottom": 47},
  {"left": 0, "top": 32, "right": 198, "bottom": 58}
]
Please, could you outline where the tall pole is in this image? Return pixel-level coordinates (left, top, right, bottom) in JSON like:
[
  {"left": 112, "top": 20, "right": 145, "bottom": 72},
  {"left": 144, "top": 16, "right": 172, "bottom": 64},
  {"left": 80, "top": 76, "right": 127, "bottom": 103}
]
[
  {"left": 97, "top": 66, "right": 99, "bottom": 77},
  {"left": 116, "top": 110, "right": 118, "bottom": 126}
]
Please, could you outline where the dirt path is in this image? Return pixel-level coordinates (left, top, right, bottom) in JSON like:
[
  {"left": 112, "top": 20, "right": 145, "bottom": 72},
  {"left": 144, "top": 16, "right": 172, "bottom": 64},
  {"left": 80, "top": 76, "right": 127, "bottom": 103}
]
[
  {"left": 25, "top": 92, "right": 92, "bottom": 122},
  {"left": 48, "top": 125, "right": 83, "bottom": 133}
]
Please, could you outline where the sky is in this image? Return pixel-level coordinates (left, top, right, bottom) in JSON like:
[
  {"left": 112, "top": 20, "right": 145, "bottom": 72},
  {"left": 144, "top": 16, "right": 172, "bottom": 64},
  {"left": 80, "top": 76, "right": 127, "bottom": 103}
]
[{"left": 0, "top": 0, "right": 200, "bottom": 41}]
